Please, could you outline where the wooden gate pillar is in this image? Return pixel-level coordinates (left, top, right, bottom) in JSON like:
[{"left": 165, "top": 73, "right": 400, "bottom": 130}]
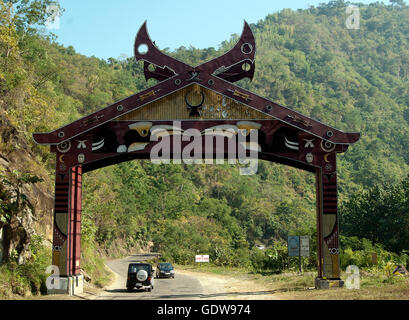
[
  {"left": 50, "top": 158, "right": 83, "bottom": 294},
  {"left": 69, "top": 166, "right": 82, "bottom": 276},
  {"left": 315, "top": 153, "right": 342, "bottom": 288},
  {"left": 52, "top": 162, "right": 70, "bottom": 276},
  {"left": 52, "top": 164, "right": 82, "bottom": 276}
]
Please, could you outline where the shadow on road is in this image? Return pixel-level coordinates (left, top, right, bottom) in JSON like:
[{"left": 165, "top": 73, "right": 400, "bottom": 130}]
[
  {"left": 101, "top": 288, "right": 301, "bottom": 299},
  {"left": 106, "top": 288, "right": 153, "bottom": 293}
]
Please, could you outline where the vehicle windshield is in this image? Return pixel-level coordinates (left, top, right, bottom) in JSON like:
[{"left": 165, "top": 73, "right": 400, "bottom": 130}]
[
  {"left": 128, "top": 264, "right": 150, "bottom": 273},
  {"left": 159, "top": 263, "right": 173, "bottom": 270}
]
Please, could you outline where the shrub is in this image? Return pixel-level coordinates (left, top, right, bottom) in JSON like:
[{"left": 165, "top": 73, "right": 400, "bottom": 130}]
[
  {"left": 0, "top": 234, "right": 51, "bottom": 298},
  {"left": 340, "top": 235, "right": 409, "bottom": 271}
]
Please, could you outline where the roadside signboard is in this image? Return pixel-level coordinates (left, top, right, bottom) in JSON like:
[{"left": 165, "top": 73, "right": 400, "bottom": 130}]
[
  {"left": 195, "top": 255, "right": 209, "bottom": 263},
  {"left": 288, "top": 236, "right": 300, "bottom": 257},
  {"left": 300, "top": 236, "right": 309, "bottom": 257}
]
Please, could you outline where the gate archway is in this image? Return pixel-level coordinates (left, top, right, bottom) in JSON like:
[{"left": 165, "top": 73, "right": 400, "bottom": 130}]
[{"left": 33, "top": 21, "right": 360, "bottom": 294}]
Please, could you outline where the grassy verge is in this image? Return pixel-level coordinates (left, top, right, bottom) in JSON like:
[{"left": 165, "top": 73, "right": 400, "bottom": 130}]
[
  {"left": 81, "top": 241, "right": 114, "bottom": 288},
  {"left": 175, "top": 263, "right": 409, "bottom": 300},
  {"left": 273, "top": 272, "right": 409, "bottom": 299},
  {"left": 0, "top": 237, "right": 114, "bottom": 299},
  {"left": 0, "top": 238, "right": 130, "bottom": 300}
]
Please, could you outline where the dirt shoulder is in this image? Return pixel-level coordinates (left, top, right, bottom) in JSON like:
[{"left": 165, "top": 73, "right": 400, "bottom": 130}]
[
  {"left": 176, "top": 268, "right": 279, "bottom": 300},
  {"left": 175, "top": 267, "right": 409, "bottom": 300}
]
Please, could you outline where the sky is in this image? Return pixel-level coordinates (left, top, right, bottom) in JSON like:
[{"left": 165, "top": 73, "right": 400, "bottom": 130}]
[{"left": 48, "top": 0, "right": 386, "bottom": 60}]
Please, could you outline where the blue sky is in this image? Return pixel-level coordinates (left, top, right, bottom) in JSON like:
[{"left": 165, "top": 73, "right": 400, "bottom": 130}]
[{"left": 49, "top": 0, "right": 386, "bottom": 60}]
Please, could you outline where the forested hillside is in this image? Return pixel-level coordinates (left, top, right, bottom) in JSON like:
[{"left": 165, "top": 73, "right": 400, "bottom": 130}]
[{"left": 1, "top": 0, "right": 409, "bottom": 295}]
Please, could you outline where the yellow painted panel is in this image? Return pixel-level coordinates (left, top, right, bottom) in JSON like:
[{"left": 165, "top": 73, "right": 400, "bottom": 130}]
[
  {"left": 55, "top": 212, "right": 68, "bottom": 235},
  {"left": 116, "top": 84, "right": 271, "bottom": 121},
  {"left": 323, "top": 214, "right": 336, "bottom": 238}
]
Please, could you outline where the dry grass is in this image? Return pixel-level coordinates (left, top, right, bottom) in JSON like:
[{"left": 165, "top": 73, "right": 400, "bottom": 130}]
[
  {"left": 177, "top": 264, "right": 409, "bottom": 300},
  {"left": 271, "top": 272, "right": 409, "bottom": 300}
]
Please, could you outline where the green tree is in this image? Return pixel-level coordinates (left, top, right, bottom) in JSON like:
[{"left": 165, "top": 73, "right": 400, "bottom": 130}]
[
  {"left": 341, "top": 176, "right": 409, "bottom": 253},
  {"left": 4, "top": 0, "right": 63, "bottom": 32}
]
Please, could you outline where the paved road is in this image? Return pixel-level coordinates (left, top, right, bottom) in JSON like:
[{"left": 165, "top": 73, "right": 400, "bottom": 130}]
[{"left": 93, "top": 254, "right": 204, "bottom": 300}]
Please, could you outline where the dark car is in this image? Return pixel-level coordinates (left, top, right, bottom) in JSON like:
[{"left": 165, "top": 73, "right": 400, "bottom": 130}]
[
  {"left": 156, "top": 262, "right": 175, "bottom": 278},
  {"left": 126, "top": 263, "right": 155, "bottom": 292}
]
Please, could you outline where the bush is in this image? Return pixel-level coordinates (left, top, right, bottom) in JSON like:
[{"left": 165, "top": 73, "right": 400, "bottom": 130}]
[
  {"left": 339, "top": 235, "right": 409, "bottom": 270},
  {"left": 0, "top": 235, "right": 51, "bottom": 298},
  {"left": 80, "top": 236, "right": 112, "bottom": 287},
  {"left": 250, "top": 241, "right": 289, "bottom": 273}
]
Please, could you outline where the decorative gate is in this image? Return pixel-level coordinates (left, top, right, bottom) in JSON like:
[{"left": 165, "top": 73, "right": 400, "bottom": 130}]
[{"left": 34, "top": 21, "right": 360, "bottom": 294}]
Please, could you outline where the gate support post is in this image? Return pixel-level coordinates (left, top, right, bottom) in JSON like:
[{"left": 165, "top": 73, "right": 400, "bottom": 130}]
[
  {"left": 69, "top": 166, "right": 82, "bottom": 276},
  {"left": 315, "top": 158, "right": 344, "bottom": 289},
  {"left": 48, "top": 162, "right": 83, "bottom": 295}
]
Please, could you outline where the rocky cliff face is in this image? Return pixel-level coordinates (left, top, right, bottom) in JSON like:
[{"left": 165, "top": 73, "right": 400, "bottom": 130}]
[{"left": 0, "top": 111, "right": 53, "bottom": 263}]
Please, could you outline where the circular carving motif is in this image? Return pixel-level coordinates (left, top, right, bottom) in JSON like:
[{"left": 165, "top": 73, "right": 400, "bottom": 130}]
[
  {"left": 57, "top": 141, "right": 71, "bottom": 153},
  {"left": 329, "top": 248, "right": 340, "bottom": 255},
  {"left": 241, "top": 43, "right": 253, "bottom": 54},
  {"left": 321, "top": 140, "right": 336, "bottom": 153},
  {"left": 185, "top": 91, "right": 205, "bottom": 116},
  {"left": 137, "top": 43, "right": 148, "bottom": 55}
]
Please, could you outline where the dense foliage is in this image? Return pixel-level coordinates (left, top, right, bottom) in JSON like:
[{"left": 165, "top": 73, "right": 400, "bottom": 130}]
[
  {"left": 341, "top": 175, "right": 409, "bottom": 253},
  {"left": 1, "top": 0, "right": 409, "bottom": 282}
]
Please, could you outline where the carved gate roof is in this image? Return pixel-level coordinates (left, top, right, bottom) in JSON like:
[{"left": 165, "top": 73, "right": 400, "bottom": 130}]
[{"left": 33, "top": 21, "right": 360, "bottom": 147}]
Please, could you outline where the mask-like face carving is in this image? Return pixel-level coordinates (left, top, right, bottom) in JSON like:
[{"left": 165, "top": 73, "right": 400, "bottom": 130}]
[{"left": 78, "top": 153, "right": 85, "bottom": 163}]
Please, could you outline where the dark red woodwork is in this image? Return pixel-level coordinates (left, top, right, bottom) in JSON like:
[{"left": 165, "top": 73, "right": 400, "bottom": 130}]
[
  {"left": 34, "top": 21, "right": 359, "bottom": 281},
  {"left": 316, "top": 168, "right": 323, "bottom": 278},
  {"left": 69, "top": 166, "right": 82, "bottom": 275}
]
